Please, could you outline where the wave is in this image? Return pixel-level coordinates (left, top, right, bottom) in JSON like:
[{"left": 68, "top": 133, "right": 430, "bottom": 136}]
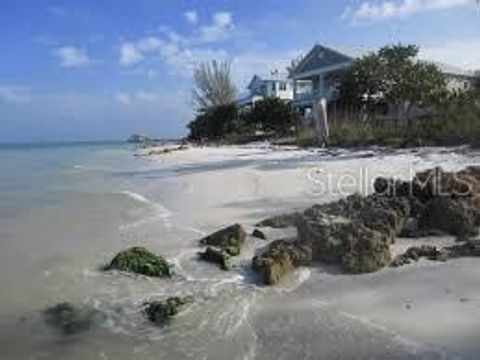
[
  {"left": 121, "top": 190, "right": 153, "bottom": 205},
  {"left": 119, "top": 190, "right": 173, "bottom": 230}
]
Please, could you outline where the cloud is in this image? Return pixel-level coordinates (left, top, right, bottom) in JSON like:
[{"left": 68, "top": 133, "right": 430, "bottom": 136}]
[
  {"left": 185, "top": 10, "right": 198, "bottom": 24},
  {"left": 115, "top": 90, "right": 167, "bottom": 104},
  {"left": 119, "top": 42, "right": 144, "bottom": 66},
  {"left": 54, "top": 46, "right": 92, "bottom": 67},
  {"left": 420, "top": 38, "right": 480, "bottom": 70},
  {"left": 197, "top": 12, "right": 234, "bottom": 43},
  {"left": 117, "top": 12, "right": 235, "bottom": 75},
  {"left": 0, "top": 86, "right": 31, "bottom": 103},
  {"left": 343, "top": 0, "right": 473, "bottom": 22}
]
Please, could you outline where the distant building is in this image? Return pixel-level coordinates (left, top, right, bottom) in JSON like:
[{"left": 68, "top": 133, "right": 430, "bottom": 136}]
[
  {"left": 436, "top": 63, "right": 478, "bottom": 93},
  {"left": 237, "top": 70, "right": 293, "bottom": 109}
]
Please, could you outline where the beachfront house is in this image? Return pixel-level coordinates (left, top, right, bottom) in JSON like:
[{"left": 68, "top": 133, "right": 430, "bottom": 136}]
[
  {"left": 237, "top": 70, "right": 294, "bottom": 109},
  {"left": 289, "top": 45, "right": 354, "bottom": 117},
  {"left": 289, "top": 44, "right": 478, "bottom": 120}
]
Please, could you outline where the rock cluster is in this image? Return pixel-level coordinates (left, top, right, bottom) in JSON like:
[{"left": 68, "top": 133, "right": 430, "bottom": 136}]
[
  {"left": 104, "top": 247, "right": 171, "bottom": 277},
  {"left": 376, "top": 166, "right": 480, "bottom": 238},
  {"left": 253, "top": 166, "right": 480, "bottom": 283}
]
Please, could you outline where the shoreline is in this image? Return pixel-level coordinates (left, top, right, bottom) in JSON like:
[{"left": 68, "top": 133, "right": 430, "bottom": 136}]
[{"left": 139, "top": 143, "right": 480, "bottom": 358}]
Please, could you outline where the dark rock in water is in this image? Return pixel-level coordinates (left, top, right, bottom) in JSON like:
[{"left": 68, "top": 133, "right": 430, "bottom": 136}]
[
  {"left": 297, "top": 208, "right": 391, "bottom": 273},
  {"left": 104, "top": 247, "right": 171, "bottom": 277},
  {"left": 252, "top": 229, "right": 267, "bottom": 240},
  {"left": 391, "top": 246, "right": 447, "bottom": 267},
  {"left": 199, "top": 224, "right": 246, "bottom": 256},
  {"left": 252, "top": 239, "right": 312, "bottom": 285},
  {"left": 255, "top": 213, "right": 300, "bottom": 228},
  {"left": 144, "top": 296, "right": 194, "bottom": 325},
  {"left": 418, "top": 197, "right": 477, "bottom": 237},
  {"left": 44, "top": 302, "right": 104, "bottom": 335},
  {"left": 199, "top": 247, "right": 232, "bottom": 270}
]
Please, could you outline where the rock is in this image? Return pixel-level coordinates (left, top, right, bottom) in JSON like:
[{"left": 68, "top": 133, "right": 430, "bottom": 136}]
[
  {"left": 199, "top": 247, "right": 232, "bottom": 270},
  {"left": 144, "top": 296, "right": 194, "bottom": 325},
  {"left": 199, "top": 224, "right": 246, "bottom": 256},
  {"left": 391, "top": 246, "right": 447, "bottom": 267},
  {"left": 252, "top": 240, "right": 312, "bottom": 285},
  {"left": 418, "top": 197, "right": 477, "bottom": 237},
  {"left": 446, "top": 240, "right": 480, "bottom": 258},
  {"left": 297, "top": 207, "right": 391, "bottom": 273},
  {"left": 312, "top": 193, "right": 410, "bottom": 240},
  {"left": 413, "top": 167, "right": 480, "bottom": 201},
  {"left": 255, "top": 213, "right": 300, "bottom": 228},
  {"left": 104, "top": 247, "right": 171, "bottom": 277},
  {"left": 374, "top": 177, "right": 414, "bottom": 198},
  {"left": 399, "top": 217, "right": 420, "bottom": 237},
  {"left": 252, "top": 229, "right": 267, "bottom": 240},
  {"left": 44, "top": 302, "right": 105, "bottom": 335}
]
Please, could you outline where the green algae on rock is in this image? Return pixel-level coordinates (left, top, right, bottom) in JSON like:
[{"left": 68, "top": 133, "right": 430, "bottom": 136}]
[
  {"left": 104, "top": 246, "right": 171, "bottom": 277},
  {"left": 199, "top": 246, "right": 232, "bottom": 270},
  {"left": 144, "top": 296, "right": 194, "bottom": 325},
  {"left": 199, "top": 224, "right": 246, "bottom": 255}
]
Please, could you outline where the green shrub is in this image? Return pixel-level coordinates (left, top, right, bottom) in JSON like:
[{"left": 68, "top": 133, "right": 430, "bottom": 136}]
[
  {"left": 242, "top": 98, "right": 300, "bottom": 137},
  {"left": 187, "top": 103, "right": 238, "bottom": 141}
]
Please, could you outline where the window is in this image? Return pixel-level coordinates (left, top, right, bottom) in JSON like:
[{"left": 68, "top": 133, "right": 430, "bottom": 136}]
[
  {"left": 279, "top": 81, "right": 287, "bottom": 91},
  {"left": 464, "top": 81, "right": 470, "bottom": 90},
  {"left": 271, "top": 83, "right": 276, "bottom": 92}
]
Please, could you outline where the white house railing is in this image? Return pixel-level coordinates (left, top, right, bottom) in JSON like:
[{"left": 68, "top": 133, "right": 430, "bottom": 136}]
[{"left": 294, "top": 87, "right": 338, "bottom": 103}]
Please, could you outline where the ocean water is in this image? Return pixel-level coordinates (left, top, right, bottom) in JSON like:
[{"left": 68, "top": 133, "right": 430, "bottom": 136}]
[
  {"left": 0, "top": 142, "right": 450, "bottom": 360},
  {"left": 0, "top": 142, "right": 264, "bottom": 360}
]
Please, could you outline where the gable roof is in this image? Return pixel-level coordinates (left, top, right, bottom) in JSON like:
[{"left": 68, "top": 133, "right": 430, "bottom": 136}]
[
  {"left": 291, "top": 44, "right": 354, "bottom": 77},
  {"left": 247, "top": 72, "right": 289, "bottom": 89}
]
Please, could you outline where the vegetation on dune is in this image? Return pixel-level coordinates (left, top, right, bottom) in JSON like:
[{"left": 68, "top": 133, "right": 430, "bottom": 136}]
[{"left": 339, "top": 44, "right": 448, "bottom": 123}]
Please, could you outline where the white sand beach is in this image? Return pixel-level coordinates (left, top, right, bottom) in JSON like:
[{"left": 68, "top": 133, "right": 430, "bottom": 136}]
[{"left": 141, "top": 143, "right": 480, "bottom": 359}]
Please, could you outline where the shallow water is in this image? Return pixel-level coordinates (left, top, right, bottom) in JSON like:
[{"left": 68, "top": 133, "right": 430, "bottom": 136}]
[{"left": 0, "top": 143, "right": 474, "bottom": 359}]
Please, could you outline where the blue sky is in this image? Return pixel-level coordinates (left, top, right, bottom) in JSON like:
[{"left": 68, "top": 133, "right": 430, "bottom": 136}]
[{"left": 0, "top": 0, "right": 479, "bottom": 142}]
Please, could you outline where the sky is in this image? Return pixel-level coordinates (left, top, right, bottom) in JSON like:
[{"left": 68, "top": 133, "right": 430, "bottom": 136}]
[{"left": 0, "top": 0, "right": 479, "bottom": 142}]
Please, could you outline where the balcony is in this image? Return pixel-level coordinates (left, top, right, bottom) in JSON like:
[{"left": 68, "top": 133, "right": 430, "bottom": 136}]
[{"left": 293, "top": 87, "right": 338, "bottom": 104}]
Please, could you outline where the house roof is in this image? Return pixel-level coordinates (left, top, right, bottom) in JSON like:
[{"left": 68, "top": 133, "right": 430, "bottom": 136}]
[
  {"left": 434, "top": 62, "right": 477, "bottom": 78},
  {"left": 290, "top": 44, "right": 354, "bottom": 78},
  {"left": 247, "top": 72, "right": 289, "bottom": 89}
]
